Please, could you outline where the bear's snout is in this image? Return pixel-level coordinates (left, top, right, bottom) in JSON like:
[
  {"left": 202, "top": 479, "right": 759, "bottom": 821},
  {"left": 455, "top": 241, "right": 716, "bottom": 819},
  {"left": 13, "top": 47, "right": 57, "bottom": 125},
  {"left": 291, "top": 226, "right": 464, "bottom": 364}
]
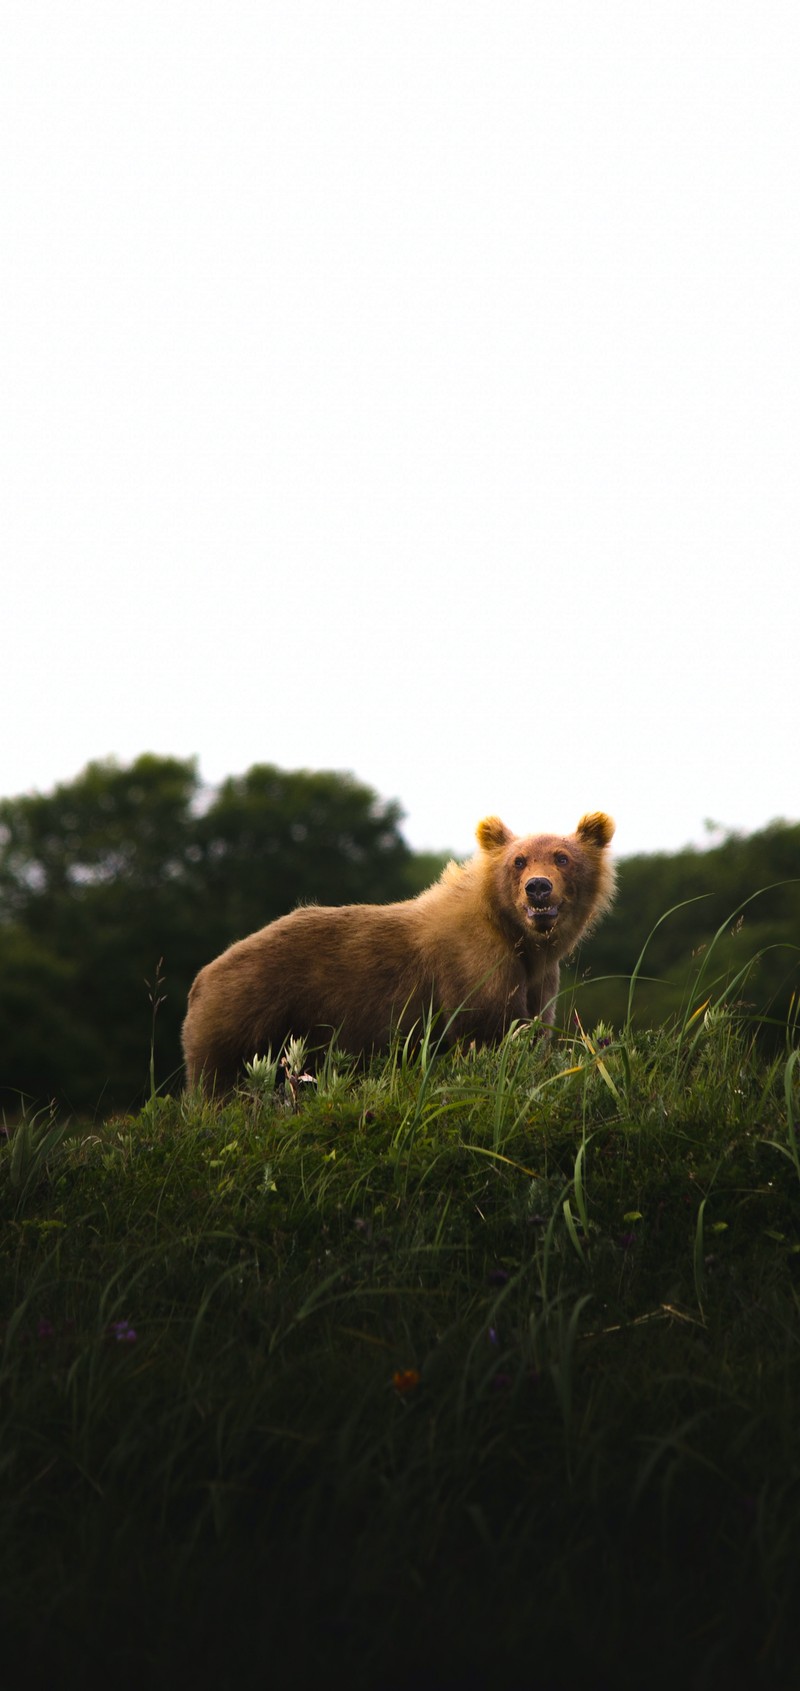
[
  {"left": 523, "top": 874, "right": 560, "bottom": 934},
  {"left": 525, "top": 877, "right": 554, "bottom": 907}
]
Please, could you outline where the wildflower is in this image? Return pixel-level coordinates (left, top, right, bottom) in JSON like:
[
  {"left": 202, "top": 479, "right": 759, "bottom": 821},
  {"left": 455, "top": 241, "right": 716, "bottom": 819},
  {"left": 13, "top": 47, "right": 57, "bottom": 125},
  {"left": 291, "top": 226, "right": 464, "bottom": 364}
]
[
  {"left": 492, "top": 1371, "right": 513, "bottom": 1391},
  {"left": 37, "top": 1317, "right": 55, "bottom": 1340},
  {"left": 488, "top": 1268, "right": 509, "bottom": 1286},
  {"left": 619, "top": 1232, "right": 636, "bottom": 1250},
  {"left": 244, "top": 1051, "right": 279, "bottom": 1097},
  {"left": 392, "top": 1367, "right": 421, "bottom": 1396},
  {"left": 108, "top": 1319, "right": 137, "bottom": 1344},
  {"left": 488, "top": 1327, "right": 500, "bottom": 1347}
]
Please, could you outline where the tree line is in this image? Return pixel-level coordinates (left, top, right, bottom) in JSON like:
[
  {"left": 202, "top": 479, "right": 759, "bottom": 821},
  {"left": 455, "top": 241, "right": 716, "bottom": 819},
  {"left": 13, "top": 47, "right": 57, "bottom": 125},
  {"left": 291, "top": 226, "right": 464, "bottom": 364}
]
[
  {"left": 0, "top": 755, "right": 437, "bottom": 1114},
  {"left": 1, "top": 755, "right": 797, "bottom": 1114},
  {"left": 565, "top": 820, "right": 800, "bottom": 1041}
]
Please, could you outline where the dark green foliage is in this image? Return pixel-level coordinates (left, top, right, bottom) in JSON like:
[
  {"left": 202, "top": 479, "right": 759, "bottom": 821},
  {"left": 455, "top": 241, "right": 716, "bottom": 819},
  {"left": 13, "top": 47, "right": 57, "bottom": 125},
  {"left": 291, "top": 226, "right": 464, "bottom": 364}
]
[
  {"left": 0, "top": 756, "right": 414, "bottom": 1113},
  {"left": 564, "top": 820, "right": 800, "bottom": 1043},
  {"left": 2, "top": 1018, "right": 800, "bottom": 1687},
  {"left": 196, "top": 762, "right": 413, "bottom": 952}
]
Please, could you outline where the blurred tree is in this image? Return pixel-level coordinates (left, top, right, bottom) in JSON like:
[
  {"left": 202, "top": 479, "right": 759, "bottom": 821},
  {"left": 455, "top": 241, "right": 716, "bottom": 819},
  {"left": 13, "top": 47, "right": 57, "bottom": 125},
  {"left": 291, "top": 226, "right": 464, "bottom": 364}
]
[
  {"left": 0, "top": 754, "right": 201, "bottom": 919},
  {"left": 402, "top": 849, "right": 452, "bottom": 897},
  {"left": 0, "top": 756, "right": 204, "bottom": 1113},
  {"left": 198, "top": 764, "right": 414, "bottom": 953},
  {"left": 565, "top": 822, "right": 800, "bottom": 1041},
  {"left": 0, "top": 755, "right": 416, "bottom": 1113},
  {"left": 0, "top": 924, "right": 105, "bottom": 1108}
]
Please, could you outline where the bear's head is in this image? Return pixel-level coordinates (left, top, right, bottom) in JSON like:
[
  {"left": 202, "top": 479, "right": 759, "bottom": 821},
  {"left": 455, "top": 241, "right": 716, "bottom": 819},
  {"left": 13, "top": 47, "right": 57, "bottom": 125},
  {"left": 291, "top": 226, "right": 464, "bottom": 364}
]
[{"left": 475, "top": 812, "right": 616, "bottom": 952}]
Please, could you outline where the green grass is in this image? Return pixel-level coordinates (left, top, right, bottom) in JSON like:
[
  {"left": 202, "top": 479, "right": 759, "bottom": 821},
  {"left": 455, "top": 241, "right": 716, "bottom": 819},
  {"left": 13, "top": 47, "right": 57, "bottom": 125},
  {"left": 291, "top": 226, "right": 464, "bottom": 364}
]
[{"left": 3, "top": 1000, "right": 800, "bottom": 1689}]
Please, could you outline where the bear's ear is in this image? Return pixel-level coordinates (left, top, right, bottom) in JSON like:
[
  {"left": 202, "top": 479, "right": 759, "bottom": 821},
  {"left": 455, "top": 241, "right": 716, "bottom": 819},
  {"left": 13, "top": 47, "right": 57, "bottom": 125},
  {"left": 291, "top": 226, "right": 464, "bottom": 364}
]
[
  {"left": 476, "top": 816, "right": 512, "bottom": 852},
  {"left": 576, "top": 812, "right": 615, "bottom": 849}
]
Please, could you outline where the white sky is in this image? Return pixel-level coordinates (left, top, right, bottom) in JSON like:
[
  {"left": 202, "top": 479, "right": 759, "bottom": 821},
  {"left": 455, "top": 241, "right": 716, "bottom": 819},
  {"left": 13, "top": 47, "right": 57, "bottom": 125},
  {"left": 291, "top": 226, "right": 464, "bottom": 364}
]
[{"left": 3, "top": 1, "right": 798, "bottom": 860}]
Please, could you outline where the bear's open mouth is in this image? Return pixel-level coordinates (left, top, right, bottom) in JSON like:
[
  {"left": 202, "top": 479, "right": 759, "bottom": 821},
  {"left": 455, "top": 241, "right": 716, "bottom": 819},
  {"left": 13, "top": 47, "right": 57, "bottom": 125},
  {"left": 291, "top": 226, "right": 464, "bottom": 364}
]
[{"left": 525, "top": 905, "right": 559, "bottom": 932}]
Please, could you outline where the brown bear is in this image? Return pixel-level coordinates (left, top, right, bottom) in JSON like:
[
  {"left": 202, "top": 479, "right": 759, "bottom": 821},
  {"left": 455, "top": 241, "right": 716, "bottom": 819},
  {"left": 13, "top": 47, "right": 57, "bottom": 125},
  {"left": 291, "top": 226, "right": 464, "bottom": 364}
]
[{"left": 182, "top": 811, "right": 615, "bottom": 1093}]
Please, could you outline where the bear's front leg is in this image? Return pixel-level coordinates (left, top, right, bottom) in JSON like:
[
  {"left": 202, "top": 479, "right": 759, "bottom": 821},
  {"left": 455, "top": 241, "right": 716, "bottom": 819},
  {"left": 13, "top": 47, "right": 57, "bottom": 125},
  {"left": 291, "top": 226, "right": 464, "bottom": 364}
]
[{"left": 527, "top": 962, "right": 561, "bottom": 1027}]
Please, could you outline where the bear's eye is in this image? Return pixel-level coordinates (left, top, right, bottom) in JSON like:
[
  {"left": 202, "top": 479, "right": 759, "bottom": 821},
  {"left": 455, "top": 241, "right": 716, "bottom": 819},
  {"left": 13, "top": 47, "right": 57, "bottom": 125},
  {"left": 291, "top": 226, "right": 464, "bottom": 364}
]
[
  {"left": 514, "top": 855, "right": 527, "bottom": 871},
  {"left": 554, "top": 851, "right": 570, "bottom": 868}
]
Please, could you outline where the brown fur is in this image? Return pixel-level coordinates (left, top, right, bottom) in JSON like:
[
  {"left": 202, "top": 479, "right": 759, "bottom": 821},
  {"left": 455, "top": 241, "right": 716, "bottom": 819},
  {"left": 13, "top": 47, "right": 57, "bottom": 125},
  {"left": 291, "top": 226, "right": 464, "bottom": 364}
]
[{"left": 182, "top": 812, "right": 616, "bottom": 1093}]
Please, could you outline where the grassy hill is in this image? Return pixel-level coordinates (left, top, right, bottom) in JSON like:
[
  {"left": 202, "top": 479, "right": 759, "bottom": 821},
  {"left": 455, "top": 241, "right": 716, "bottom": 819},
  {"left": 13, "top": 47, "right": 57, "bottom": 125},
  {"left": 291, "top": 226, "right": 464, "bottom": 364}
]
[{"left": 3, "top": 989, "right": 800, "bottom": 1688}]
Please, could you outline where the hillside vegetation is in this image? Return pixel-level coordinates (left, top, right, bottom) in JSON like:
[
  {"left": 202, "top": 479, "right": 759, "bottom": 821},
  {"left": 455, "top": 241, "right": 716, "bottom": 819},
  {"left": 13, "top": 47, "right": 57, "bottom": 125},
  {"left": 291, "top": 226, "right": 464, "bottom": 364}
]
[
  {"left": 2, "top": 760, "right": 799, "bottom": 1680},
  {"left": 3, "top": 1001, "right": 800, "bottom": 1687},
  {"left": 569, "top": 820, "right": 800, "bottom": 1043}
]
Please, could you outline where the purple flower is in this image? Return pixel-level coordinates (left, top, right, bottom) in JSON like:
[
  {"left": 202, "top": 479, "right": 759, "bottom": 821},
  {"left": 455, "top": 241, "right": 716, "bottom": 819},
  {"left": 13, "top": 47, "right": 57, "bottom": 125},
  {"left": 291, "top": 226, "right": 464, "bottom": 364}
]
[
  {"left": 492, "top": 1371, "right": 513, "bottom": 1391},
  {"left": 619, "top": 1232, "right": 636, "bottom": 1250},
  {"left": 37, "top": 1317, "right": 55, "bottom": 1340},
  {"left": 108, "top": 1319, "right": 137, "bottom": 1344},
  {"left": 488, "top": 1327, "right": 500, "bottom": 1347},
  {"left": 488, "top": 1268, "right": 509, "bottom": 1286}
]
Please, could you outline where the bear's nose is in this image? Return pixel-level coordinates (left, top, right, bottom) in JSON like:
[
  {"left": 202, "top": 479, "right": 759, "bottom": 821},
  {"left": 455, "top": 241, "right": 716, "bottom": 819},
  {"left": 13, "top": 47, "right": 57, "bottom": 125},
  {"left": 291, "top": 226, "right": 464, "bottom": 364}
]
[{"left": 525, "top": 877, "right": 553, "bottom": 906}]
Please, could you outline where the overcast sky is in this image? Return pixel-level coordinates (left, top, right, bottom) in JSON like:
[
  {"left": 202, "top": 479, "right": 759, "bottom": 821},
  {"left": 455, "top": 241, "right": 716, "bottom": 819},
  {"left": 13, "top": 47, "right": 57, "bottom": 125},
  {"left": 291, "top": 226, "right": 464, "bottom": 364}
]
[{"left": 4, "top": 1, "right": 798, "bottom": 861}]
